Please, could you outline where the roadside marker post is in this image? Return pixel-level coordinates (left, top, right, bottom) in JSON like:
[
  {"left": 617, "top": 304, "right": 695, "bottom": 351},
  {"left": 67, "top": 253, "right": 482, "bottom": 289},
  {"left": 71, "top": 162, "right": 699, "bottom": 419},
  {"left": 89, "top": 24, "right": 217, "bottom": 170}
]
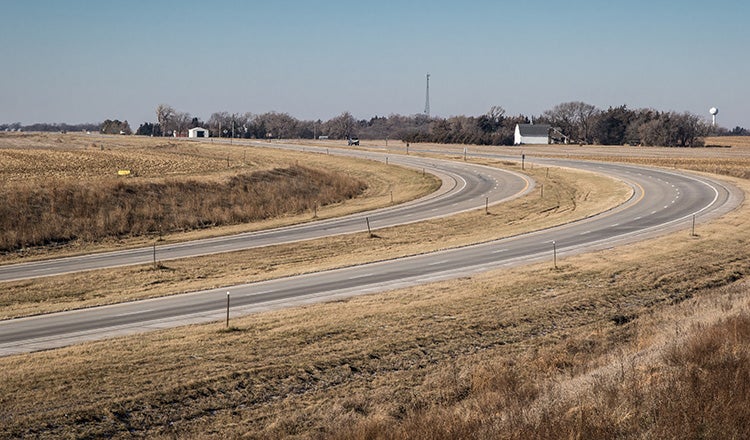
[
  {"left": 692, "top": 215, "right": 696, "bottom": 237},
  {"left": 226, "top": 292, "right": 230, "bottom": 328},
  {"left": 552, "top": 241, "right": 557, "bottom": 269}
]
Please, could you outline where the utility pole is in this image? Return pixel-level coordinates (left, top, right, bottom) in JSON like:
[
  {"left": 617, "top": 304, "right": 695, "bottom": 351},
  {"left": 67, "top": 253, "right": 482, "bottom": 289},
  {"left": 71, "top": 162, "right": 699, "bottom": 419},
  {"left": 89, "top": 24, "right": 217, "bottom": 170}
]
[{"left": 424, "top": 73, "right": 431, "bottom": 118}]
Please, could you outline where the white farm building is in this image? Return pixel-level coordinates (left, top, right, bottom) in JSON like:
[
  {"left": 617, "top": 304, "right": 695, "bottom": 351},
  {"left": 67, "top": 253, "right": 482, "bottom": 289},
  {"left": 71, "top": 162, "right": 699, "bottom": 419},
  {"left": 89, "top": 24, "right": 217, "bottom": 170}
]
[
  {"left": 188, "top": 127, "right": 209, "bottom": 138},
  {"left": 514, "top": 124, "right": 550, "bottom": 145}
]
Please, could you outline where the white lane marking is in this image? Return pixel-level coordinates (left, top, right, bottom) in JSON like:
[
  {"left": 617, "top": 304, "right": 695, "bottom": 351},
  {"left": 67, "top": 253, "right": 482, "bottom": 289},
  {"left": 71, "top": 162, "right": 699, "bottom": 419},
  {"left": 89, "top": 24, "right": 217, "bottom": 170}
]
[
  {"left": 116, "top": 309, "right": 153, "bottom": 317},
  {"left": 348, "top": 272, "right": 377, "bottom": 280}
]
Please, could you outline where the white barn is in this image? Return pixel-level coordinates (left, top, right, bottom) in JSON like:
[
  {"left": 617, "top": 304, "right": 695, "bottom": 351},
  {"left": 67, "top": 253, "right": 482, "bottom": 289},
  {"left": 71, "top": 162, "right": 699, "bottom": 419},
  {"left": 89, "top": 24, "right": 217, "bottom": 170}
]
[
  {"left": 514, "top": 124, "right": 550, "bottom": 145},
  {"left": 188, "top": 127, "right": 209, "bottom": 138}
]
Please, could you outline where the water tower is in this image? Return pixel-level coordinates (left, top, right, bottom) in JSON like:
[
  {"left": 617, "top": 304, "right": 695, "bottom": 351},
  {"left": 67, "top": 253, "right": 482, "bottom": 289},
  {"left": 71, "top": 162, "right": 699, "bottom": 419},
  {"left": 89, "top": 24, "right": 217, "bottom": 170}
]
[{"left": 709, "top": 107, "right": 718, "bottom": 126}]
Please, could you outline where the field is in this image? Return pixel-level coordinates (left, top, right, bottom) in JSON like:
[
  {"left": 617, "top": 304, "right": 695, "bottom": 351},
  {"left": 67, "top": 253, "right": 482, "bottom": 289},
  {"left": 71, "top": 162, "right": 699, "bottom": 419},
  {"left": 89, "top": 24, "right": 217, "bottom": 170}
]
[
  {"left": 1, "top": 135, "right": 749, "bottom": 438},
  {"left": 0, "top": 133, "right": 439, "bottom": 261}
]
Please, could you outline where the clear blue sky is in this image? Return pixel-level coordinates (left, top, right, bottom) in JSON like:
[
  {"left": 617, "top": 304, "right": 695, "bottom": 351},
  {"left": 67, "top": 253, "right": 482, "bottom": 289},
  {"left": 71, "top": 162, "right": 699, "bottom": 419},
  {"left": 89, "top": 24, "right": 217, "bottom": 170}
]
[{"left": 2, "top": 0, "right": 748, "bottom": 129}]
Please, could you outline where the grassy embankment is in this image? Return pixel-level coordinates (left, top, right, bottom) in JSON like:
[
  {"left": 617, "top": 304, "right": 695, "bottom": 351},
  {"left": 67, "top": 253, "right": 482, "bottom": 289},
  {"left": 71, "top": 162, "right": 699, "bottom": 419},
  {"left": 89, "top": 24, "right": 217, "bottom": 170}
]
[
  {"left": 0, "top": 133, "right": 438, "bottom": 261},
  {"left": 0, "top": 165, "right": 367, "bottom": 252},
  {"left": 1, "top": 136, "right": 749, "bottom": 438}
]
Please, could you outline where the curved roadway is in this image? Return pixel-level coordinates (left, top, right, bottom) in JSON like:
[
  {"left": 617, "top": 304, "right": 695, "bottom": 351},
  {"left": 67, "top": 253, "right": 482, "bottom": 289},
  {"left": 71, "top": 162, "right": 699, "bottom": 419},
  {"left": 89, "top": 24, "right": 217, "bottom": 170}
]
[
  {"left": 0, "top": 152, "right": 531, "bottom": 282},
  {"left": 0, "top": 144, "right": 742, "bottom": 355}
]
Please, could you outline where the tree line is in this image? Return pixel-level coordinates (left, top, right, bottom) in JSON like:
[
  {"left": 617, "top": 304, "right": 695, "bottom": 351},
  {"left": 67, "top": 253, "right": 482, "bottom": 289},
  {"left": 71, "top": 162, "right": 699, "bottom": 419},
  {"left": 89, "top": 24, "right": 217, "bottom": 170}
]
[
  {"left": 4, "top": 102, "right": 748, "bottom": 147},
  {"left": 138, "top": 103, "right": 747, "bottom": 148},
  {"left": 0, "top": 122, "right": 100, "bottom": 133},
  {"left": 398, "top": 103, "right": 747, "bottom": 147}
]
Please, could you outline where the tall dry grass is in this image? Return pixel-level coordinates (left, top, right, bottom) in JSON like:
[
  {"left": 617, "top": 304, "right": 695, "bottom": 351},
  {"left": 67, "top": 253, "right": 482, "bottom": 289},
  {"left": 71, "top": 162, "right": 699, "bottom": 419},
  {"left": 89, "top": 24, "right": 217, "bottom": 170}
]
[
  {"left": 1, "top": 198, "right": 747, "bottom": 438},
  {"left": 329, "top": 285, "right": 750, "bottom": 440},
  {"left": 0, "top": 165, "right": 365, "bottom": 252}
]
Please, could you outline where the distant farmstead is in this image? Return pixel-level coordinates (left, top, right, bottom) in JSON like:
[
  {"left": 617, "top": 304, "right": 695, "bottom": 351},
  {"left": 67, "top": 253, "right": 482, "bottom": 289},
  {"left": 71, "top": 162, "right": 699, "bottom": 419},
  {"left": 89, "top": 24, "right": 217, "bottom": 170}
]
[
  {"left": 188, "top": 127, "right": 209, "bottom": 138},
  {"left": 514, "top": 124, "right": 550, "bottom": 145}
]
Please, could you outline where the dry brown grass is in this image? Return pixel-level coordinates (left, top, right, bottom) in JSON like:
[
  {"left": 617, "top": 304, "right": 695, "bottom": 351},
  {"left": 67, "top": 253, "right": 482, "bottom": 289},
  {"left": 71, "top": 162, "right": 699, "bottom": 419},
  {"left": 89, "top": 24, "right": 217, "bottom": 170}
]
[
  {"left": 0, "top": 164, "right": 629, "bottom": 319},
  {"left": 0, "top": 165, "right": 366, "bottom": 252},
  {"left": 359, "top": 137, "right": 750, "bottom": 180},
  {"left": 704, "top": 135, "right": 750, "bottom": 148},
  {"left": 0, "top": 174, "right": 747, "bottom": 439},
  {"left": 297, "top": 137, "right": 750, "bottom": 181},
  {"left": 0, "top": 133, "right": 238, "bottom": 182},
  {"left": 0, "top": 133, "right": 439, "bottom": 261}
]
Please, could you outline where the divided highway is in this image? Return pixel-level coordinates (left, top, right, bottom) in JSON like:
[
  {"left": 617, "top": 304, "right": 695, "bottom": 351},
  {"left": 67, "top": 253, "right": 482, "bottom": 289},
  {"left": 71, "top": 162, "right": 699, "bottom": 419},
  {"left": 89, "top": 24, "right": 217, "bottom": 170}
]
[{"left": 0, "top": 144, "right": 742, "bottom": 356}]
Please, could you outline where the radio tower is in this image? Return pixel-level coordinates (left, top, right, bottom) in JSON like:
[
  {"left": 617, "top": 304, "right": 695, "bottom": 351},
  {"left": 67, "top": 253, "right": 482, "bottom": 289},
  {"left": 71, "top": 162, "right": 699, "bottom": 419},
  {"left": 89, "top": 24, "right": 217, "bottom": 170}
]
[{"left": 424, "top": 73, "right": 431, "bottom": 118}]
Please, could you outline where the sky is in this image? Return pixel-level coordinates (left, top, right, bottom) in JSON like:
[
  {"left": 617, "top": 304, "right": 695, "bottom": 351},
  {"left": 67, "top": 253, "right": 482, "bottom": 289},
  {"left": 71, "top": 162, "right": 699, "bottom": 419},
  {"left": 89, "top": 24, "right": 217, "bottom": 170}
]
[{"left": 2, "top": 0, "right": 749, "bottom": 129}]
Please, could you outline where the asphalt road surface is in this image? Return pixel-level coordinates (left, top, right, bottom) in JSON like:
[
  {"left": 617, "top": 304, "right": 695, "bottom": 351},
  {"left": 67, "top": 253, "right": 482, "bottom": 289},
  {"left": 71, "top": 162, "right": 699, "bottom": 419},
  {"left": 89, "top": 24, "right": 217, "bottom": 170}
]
[{"left": 0, "top": 143, "right": 742, "bottom": 356}]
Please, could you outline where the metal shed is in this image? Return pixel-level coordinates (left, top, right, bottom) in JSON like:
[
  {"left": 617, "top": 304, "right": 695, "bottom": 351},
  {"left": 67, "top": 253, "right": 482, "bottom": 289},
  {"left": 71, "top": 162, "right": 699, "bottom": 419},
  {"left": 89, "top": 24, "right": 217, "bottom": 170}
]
[{"left": 188, "top": 127, "right": 209, "bottom": 138}]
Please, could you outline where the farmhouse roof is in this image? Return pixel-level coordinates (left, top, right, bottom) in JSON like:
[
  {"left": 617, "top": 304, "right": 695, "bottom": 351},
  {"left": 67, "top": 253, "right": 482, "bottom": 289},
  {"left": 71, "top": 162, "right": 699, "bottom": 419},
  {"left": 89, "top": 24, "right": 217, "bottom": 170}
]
[{"left": 517, "top": 124, "right": 550, "bottom": 136}]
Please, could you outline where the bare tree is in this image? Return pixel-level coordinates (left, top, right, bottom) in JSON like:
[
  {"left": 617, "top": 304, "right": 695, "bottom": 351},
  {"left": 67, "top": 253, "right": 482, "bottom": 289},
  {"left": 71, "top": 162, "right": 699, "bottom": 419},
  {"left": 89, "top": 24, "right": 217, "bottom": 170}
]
[
  {"left": 637, "top": 111, "right": 709, "bottom": 147},
  {"left": 324, "top": 112, "right": 356, "bottom": 139},
  {"left": 173, "top": 112, "right": 192, "bottom": 137},
  {"left": 155, "top": 104, "right": 175, "bottom": 136},
  {"left": 542, "top": 101, "right": 600, "bottom": 143},
  {"left": 208, "top": 112, "right": 231, "bottom": 137},
  {"left": 478, "top": 106, "right": 506, "bottom": 133},
  {"left": 231, "top": 113, "right": 251, "bottom": 138},
  {"left": 256, "top": 112, "right": 298, "bottom": 139}
]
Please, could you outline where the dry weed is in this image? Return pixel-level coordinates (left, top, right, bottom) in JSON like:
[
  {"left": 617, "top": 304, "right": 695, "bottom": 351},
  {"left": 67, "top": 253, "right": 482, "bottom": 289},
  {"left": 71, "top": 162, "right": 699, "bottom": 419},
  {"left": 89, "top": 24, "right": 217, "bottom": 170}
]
[{"left": 0, "top": 165, "right": 365, "bottom": 252}]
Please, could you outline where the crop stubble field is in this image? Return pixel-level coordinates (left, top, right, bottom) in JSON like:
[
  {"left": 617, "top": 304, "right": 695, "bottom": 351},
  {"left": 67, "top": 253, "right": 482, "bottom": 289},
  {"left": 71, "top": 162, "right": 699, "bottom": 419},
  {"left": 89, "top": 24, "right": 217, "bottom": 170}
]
[
  {"left": 0, "top": 133, "right": 438, "bottom": 261},
  {"left": 1, "top": 134, "right": 749, "bottom": 438}
]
